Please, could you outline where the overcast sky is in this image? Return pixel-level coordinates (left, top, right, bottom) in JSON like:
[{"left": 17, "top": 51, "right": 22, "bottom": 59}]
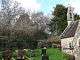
[{"left": 0, "top": 0, "right": 80, "bottom": 15}]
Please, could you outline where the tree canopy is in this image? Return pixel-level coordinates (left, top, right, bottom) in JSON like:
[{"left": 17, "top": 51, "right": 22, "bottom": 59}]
[{"left": 49, "top": 4, "right": 68, "bottom": 36}]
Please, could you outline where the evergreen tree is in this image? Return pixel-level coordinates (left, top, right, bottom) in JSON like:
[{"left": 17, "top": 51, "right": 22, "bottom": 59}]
[
  {"left": 74, "top": 14, "right": 80, "bottom": 20},
  {"left": 49, "top": 4, "right": 68, "bottom": 35}
]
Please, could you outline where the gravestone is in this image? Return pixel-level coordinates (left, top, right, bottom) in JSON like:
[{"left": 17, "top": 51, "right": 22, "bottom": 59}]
[
  {"left": 30, "top": 50, "right": 35, "bottom": 57},
  {"left": 69, "top": 55, "right": 75, "bottom": 60},
  {"left": 41, "top": 47, "right": 46, "bottom": 55},
  {"left": 3, "top": 49, "right": 12, "bottom": 60},
  {"left": 41, "top": 47, "right": 49, "bottom": 60},
  {"left": 42, "top": 55, "right": 49, "bottom": 60},
  {"left": 17, "top": 49, "right": 25, "bottom": 60}
]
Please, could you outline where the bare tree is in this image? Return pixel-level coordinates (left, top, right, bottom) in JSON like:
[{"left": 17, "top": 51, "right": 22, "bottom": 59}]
[
  {"left": 0, "top": 0, "right": 26, "bottom": 39},
  {"left": 1, "top": 0, "right": 25, "bottom": 26},
  {"left": 31, "top": 12, "right": 50, "bottom": 33},
  {"left": 0, "top": 0, "right": 25, "bottom": 59}
]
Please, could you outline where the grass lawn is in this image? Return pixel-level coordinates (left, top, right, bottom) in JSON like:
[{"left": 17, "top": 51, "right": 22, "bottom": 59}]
[
  {"left": 0, "top": 48, "right": 69, "bottom": 60},
  {"left": 33, "top": 48, "right": 69, "bottom": 60}
]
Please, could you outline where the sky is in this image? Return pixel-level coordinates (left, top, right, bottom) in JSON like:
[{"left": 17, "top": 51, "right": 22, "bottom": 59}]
[
  {"left": 0, "top": 0, "right": 80, "bottom": 15},
  {"left": 15, "top": 0, "right": 67, "bottom": 15}
]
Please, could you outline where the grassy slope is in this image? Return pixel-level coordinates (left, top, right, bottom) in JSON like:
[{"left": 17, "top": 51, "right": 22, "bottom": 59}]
[{"left": 33, "top": 48, "right": 69, "bottom": 60}]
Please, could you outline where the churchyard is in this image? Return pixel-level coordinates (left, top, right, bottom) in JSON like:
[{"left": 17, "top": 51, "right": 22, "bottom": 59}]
[
  {"left": 0, "top": 48, "right": 70, "bottom": 60},
  {"left": 0, "top": 0, "right": 80, "bottom": 60}
]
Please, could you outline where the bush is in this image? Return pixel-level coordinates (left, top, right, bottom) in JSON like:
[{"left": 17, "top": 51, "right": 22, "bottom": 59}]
[{"left": 47, "top": 42, "right": 52, "bottom": 48}]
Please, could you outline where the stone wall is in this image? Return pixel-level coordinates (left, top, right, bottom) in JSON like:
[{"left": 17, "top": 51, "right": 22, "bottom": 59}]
[{"left": 61, "top": 37, "right": 74, "bottom": 55}]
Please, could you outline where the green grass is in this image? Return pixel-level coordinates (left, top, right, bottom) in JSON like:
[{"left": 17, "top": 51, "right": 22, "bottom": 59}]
[
  {"left": 33, "top": 48, "right": 69, "bottom": 60},
  {"left": 0, "top": 48, "right": 69, "bottom": 60}
]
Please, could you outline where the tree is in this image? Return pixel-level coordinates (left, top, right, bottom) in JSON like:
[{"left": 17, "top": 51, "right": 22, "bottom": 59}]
[
  {"left": 0, "top": 0, "right": 25, "bottom": 40},
  {"left": 74, "top": 14, "right": 80, "bottom": 20},
  {"left": 31, "top": 12, "right": 50, "bottom": 33},
  {"left": 31, "top": 12, "right": 50, "bottom": 39},
  {"left": 0, "top": 1, "right": 50, "bottom": 50},
  {"left": 1, "top": 0, "right": 25, "bottom": 28},
  {"left": 14, "top": 12, "right": 49, "bottom": 49},
  {"left": 0, "top": 0, "right": 26, "bottom": 59},
  {"left": 49, "top": 4, "right": 68, "bottom": 36}
]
